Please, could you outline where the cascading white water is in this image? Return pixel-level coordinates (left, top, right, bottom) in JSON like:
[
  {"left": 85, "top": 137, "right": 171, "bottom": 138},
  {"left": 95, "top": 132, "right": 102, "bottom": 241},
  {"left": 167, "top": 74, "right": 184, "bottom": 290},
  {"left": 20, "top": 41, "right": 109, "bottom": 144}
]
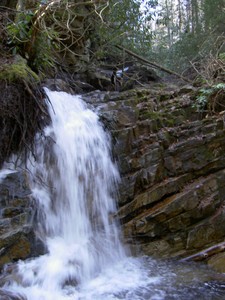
[
  {"left": 23, "top": 88, "right": 125, "bottom": 281},
  {"left": 3, "top": 88, "right": 152, "bottom": 300},
  {"left": 2, "top": 89, "right": 223, "bottom": 300},
  {"left": 27, "top": 88, "right": 126, "bottom": 281}
]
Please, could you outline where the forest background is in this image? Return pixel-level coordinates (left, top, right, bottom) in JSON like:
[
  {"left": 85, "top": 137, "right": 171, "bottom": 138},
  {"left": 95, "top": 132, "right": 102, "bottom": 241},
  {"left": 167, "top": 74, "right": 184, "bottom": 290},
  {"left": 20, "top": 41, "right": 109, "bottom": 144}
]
[{"left": 0, "top": 0, "right": 224, "bottom": 83}]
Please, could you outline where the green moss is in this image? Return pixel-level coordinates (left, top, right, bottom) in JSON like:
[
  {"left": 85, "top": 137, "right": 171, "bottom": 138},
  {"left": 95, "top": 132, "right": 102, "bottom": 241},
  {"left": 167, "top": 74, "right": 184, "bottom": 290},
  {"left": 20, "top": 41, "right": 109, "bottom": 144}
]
[
  {"left": 140, "top": 109, "right": 177, "bottom": 129},
  {"left": 159, "top": 94, "right": 171, "bottom": 101},
  {"left": 219, "top": 52, "right": 225, "bottom": 61},
  {"left": 141, "top": 110, "right": 163, "bottom": 120},
  {"left": 136, "top": 90, "right": 150, "bottom": 99},
  {"left": 0, "top": 55, "right": 40, "bottom": 83},
  {"left": 164, "top": 118, "right": 175, "bottom": 127}
]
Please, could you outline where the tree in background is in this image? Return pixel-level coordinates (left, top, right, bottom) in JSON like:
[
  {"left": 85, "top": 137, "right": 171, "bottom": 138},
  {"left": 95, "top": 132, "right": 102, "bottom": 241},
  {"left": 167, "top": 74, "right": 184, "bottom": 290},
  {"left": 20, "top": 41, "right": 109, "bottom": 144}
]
[
  {"left": 1, "top": 0, "right": 224, "bottom": 82},
  {"left": 91, "top": 0, "right": 157, "bottom": 62},
  {"left": 139, "top": 0, "right": 225, "bottom": 82}
]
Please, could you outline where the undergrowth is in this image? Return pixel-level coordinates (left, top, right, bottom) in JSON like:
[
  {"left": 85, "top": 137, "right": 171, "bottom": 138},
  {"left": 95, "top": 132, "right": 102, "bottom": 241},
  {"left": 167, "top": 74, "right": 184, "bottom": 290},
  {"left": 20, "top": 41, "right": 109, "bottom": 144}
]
[{"left": 193, "top": 83, "right": 225, "bottom": 113}]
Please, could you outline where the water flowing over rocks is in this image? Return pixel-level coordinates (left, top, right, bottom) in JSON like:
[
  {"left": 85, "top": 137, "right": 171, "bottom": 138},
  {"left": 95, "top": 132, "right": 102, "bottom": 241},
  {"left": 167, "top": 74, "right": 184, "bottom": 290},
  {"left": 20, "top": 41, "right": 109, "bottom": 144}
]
[
  {"left": 1, "top": 81, "right": 225, "bottom": 273},
  {"left": 83, "top": 82, "right": 225, "bottom": 270}
]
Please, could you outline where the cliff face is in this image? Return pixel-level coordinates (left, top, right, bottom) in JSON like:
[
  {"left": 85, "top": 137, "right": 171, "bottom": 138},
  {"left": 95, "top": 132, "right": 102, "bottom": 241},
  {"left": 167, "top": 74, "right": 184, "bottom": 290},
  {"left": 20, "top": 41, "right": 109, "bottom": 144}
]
[
  {"left": 84, "top": 82, "right": 225, "bottom": 270},
  {"left": 1, "top": 82, "right": 225, "bottom": 271}
]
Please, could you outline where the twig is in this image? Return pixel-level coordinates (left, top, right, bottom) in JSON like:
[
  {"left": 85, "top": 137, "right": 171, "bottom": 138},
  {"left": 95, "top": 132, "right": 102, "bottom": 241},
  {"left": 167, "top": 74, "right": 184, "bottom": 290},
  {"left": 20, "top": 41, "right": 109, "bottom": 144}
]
[{"left": 23, "top": 80, "right": 48, "bottom": 116}]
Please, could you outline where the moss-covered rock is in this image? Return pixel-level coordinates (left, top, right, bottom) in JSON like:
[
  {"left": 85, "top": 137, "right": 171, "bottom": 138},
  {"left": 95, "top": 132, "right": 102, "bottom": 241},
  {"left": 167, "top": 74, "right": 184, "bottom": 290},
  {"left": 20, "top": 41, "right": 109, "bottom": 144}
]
[{"left": 0, "top": 55, "right": 39, "bottom": 83}]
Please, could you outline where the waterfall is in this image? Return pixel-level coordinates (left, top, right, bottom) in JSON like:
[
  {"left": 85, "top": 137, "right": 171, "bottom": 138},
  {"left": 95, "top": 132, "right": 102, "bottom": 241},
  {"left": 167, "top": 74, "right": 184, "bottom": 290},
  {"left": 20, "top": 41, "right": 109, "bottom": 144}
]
[
  {"left": 2, "top": 88, "right": 152, "bottom": 300},
  {"left": 1, "top": 88, "right": 224, "bottom": 300},
  {"left": 22, "top": 88, "right": 124, "bottom": 281},
  {"left": 28, "top": 88, "right": 126, "bottom": 282}
]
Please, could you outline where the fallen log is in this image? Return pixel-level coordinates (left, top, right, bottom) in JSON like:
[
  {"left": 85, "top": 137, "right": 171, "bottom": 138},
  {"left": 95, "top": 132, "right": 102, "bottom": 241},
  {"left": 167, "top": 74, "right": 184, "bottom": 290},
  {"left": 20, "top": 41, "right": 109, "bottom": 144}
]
[
  {"left": 180, "top": 242, "right": 225, "bottom": 262},
  {"left": 116, "top": 45, "right": 192, "bottom": 84}
]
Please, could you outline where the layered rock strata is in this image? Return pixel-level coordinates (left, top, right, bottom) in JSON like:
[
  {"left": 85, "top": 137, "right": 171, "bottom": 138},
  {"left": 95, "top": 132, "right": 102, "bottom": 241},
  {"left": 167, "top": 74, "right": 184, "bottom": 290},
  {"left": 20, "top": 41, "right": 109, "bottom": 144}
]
[{"left": 84, "top": 83, "right": 225, "bottom": 270}]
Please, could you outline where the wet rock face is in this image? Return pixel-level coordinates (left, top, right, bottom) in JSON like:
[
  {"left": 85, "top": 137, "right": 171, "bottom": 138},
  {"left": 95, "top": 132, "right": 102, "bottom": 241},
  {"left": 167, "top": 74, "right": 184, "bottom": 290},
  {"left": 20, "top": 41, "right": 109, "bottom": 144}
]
[
  {"left": 0, "top": 171, "right": 45, "bottom": 269},
  {"left": 84, "top": 83, "right": 225, "bottom": 263}
]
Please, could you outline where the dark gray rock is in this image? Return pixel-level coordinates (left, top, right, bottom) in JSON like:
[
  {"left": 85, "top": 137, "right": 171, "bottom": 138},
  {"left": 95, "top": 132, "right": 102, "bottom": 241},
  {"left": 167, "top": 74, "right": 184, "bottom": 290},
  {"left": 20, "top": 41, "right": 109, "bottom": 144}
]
[
  {"left": 0, "top": 171, "right": 45, "bottom": 269},
  {"left": 94, "top": 83, "right": 225, "bottom": 269}
]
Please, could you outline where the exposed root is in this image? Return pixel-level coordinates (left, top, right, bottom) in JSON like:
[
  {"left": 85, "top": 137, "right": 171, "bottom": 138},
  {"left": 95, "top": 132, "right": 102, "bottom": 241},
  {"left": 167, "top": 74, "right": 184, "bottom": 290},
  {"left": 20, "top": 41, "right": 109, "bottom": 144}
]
[{"left": 0, "top": 79, "right": 49, "bottom": 167}]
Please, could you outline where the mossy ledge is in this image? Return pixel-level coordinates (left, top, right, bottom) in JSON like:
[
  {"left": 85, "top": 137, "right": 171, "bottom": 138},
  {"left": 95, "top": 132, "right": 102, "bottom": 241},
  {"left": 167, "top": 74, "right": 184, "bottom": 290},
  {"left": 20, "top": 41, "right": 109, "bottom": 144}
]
[
  {"left": 0, "top": 55, "right": 40, "bottom": 83},
  {"left": 0, "top": 55, "right": 48, "bottom": 166}
]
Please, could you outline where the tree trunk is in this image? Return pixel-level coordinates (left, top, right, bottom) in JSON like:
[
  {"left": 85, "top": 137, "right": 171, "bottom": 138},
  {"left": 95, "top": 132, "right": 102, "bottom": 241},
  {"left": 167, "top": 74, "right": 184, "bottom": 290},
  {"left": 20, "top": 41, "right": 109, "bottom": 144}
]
[
  {"left": 191, "top": 0, "right": 200, "bottom": 33},
  {"left": 165, "top": 0, "right": 173, "bottom": 48},
  {"left": 177, "top": 0, "right": 183, "bottom": 36}
]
